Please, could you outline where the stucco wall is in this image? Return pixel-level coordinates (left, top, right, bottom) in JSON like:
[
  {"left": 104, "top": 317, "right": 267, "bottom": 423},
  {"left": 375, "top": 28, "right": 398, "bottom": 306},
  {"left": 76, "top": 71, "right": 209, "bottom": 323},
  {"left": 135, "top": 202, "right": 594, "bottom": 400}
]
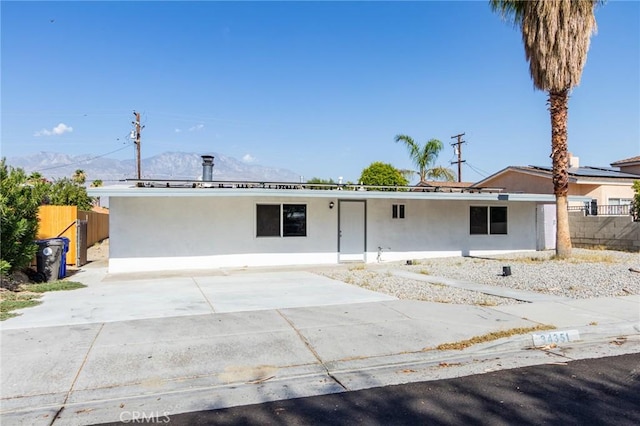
[
  {"left": 365, "top": 199, "right": 538, "bottom": 262},
  {"left": 569, "top": 213, "right": 640, "bottom": 251},
  {"left": 619, "top": 165, "right": 640, "bottom": 175},
  {"left": 109, "top": 196, "right": 339, "bottom": 272},
  {"left": 578, "top": 184, "right": 635, "bottom": 205},
  {"left": 109, "top": 196, "right": 542, "bottom": 272}
]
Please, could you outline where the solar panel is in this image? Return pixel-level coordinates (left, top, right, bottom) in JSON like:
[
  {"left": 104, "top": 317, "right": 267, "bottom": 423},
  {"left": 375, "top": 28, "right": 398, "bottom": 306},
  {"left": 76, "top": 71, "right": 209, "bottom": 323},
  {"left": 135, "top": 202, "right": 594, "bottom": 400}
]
[{"left": 528, "top": 165, "right": 639, "bottom": 179}]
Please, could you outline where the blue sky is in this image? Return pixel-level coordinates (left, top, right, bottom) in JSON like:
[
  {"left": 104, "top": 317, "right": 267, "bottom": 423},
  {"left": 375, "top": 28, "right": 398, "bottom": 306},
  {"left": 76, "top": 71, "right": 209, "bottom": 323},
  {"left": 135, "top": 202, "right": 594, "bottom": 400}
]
[{"left": 2, "top": 0, "right": 638, "bottom": 183}]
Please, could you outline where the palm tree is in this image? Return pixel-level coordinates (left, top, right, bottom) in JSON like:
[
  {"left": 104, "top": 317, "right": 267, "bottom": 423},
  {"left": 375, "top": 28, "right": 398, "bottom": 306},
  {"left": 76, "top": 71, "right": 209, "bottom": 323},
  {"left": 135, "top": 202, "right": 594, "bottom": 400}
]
[
  {"left": 394, "top": 135, "right": 455, "bottom": 183},
  {"left": 28, "top": 171, "right": 43, "bottom": 180},
  {"left": 27, "top": 171, "right": 47, "bottom": 186},
  {"left": 72, "top": 169, "right": 86, "bottom": 185},
  {"left": 426, "top": 166, "right": 456, "bottom": 182},
  {"left": 398, "top": 168, "right": 415, "bottom": 182},
  {"left": 490, "top": 0, "right": 600, "bottom": 258}
]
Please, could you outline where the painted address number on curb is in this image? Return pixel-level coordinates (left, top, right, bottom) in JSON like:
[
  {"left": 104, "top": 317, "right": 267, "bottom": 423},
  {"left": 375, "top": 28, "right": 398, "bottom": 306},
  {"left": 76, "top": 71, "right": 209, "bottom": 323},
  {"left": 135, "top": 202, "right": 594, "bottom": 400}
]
[{"left": 531, "top": 330, "right": 581, "bottom": 347}]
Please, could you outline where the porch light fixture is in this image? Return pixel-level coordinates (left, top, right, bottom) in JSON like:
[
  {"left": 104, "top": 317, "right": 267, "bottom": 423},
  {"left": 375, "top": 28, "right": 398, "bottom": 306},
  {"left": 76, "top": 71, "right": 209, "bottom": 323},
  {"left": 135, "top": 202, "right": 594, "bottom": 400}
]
[{"left": 329, "top": 201, "right": 335, "bottom": 209}]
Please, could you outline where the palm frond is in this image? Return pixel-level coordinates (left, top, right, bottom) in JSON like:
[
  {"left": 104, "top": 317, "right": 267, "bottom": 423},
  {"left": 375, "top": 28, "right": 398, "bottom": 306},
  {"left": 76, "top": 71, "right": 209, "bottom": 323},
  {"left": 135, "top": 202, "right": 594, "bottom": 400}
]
[
  {"left": 492, "top": 0, "right": 599, "bottom": 91},
  {"left": 426, "top": 166, "right": 456, "bottom": 182}
]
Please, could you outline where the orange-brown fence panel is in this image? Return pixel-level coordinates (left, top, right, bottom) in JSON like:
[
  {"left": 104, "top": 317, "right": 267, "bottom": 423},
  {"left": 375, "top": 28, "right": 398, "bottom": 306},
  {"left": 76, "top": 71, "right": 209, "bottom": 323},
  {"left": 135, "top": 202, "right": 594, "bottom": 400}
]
[
  {"left": 37, "top": 206, "right": 78, "bottom": 265},
  {"left": 37, "top": 206, "right": 109, "bottom": 266},
  {"left": 76, "top": 210, "right": 109, "bottom": 247}
]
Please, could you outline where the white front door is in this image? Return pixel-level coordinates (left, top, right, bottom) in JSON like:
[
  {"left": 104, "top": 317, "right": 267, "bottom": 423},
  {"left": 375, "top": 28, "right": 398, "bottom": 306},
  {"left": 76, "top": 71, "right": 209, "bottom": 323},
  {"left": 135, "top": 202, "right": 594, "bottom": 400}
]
[
  {"left": 536, "top": 204, "right": 556, "bottom": 250},
  {"left": 339, "top": 200, "right": 366, "bottom": 262}
]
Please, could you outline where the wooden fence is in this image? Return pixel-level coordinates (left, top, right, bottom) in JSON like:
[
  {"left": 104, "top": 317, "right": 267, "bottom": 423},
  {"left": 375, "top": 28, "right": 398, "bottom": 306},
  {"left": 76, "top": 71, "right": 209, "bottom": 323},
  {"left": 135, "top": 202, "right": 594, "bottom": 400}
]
[{"left": 37, "top": 206, "right": 109, "bottom": 265}]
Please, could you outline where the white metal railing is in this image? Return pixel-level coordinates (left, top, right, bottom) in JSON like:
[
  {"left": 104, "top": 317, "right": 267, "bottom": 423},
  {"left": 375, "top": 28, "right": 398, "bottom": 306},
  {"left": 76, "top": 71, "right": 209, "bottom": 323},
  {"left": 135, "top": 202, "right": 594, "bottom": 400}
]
[
  {"left": 122, "top": 178, "right": 497, "bottom": 194},
  {"left": 568, "top": 204, "right": 631, "bottom": 216}
]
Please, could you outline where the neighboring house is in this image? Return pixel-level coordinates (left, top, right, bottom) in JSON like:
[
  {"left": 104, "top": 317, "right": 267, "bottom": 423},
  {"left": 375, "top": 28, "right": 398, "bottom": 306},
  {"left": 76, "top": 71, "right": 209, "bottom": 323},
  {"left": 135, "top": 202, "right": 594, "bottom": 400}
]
[
  {"left": 473, "top": 155, "right": 639, "bottom": 214},
  {"left": 610, "top": 155, "right": 640, "bottom": 176},
  {"left": 87, "top": 161, "right": 590, "bottom": 274}
]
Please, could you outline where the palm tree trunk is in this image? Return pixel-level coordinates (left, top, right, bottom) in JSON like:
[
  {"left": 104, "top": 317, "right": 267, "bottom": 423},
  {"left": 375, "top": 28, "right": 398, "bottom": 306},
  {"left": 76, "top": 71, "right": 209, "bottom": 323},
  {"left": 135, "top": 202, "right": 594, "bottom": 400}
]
[{"left": 549, "top": 89, "right": 572, "bottom": 258}]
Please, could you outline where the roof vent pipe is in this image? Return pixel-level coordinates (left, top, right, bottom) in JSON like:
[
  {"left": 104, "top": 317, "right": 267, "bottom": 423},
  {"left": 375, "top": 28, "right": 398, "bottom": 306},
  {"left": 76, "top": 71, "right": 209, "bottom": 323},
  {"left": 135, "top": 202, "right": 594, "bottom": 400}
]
[
  {"left": 201, "top": 155, "right": 214, "bottom": 182},
  {"left": 568, "top": 153, "right": 579, "bottom": 169}
]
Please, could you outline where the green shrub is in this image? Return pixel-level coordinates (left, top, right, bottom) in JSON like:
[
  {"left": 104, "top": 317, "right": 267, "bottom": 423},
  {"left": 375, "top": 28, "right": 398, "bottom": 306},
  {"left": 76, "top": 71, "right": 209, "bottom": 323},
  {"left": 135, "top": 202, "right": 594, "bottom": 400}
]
[
  {"left": 0, "top": 160, "right": 46, "bottom": 273},
  {"left": 1, "top": 159, "right": 96, "bottom": 275}
]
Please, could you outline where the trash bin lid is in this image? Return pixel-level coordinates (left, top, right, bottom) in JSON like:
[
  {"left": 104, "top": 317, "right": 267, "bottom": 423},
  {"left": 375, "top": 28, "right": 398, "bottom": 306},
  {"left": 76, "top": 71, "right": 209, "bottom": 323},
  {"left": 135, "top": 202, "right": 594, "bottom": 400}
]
[{"left": 36, "top": 238, "right": 65, "bottom": 247}]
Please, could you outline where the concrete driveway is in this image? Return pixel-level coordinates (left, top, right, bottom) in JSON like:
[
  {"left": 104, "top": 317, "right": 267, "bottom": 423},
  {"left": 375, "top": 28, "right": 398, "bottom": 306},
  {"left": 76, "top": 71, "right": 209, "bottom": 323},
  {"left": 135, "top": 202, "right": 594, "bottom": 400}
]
[{"left": 0, "top": 265, "right": 396, "bottom": 329}]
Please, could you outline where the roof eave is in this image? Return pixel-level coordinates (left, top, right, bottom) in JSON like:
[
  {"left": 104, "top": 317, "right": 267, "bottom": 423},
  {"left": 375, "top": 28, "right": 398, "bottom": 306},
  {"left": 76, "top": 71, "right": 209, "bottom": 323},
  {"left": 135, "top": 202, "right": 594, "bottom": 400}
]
[{"left": 87, "top": 186, "right": 589, "bottom": 203}]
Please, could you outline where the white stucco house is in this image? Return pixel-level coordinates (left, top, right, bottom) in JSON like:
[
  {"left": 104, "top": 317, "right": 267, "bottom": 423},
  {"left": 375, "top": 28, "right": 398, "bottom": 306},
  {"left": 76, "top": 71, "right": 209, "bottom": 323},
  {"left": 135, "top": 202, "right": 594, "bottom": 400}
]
[{"left": 88, "top": 167, "right": 590, "bottom": 274}]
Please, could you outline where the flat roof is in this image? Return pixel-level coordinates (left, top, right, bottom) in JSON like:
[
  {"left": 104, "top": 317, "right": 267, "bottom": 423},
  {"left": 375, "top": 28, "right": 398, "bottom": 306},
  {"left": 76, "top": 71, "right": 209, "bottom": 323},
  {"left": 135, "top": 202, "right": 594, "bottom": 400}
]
[{"left": 88, "top": 180, "right": 591, "bottom": 203}]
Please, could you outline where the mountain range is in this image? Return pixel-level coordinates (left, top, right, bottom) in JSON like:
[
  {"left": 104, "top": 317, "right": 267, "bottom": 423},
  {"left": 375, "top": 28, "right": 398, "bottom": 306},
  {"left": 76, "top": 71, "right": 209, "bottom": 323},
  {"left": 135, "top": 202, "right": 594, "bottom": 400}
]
[{"left": 6, "top": 151, "right": 301, "bottom": 183}]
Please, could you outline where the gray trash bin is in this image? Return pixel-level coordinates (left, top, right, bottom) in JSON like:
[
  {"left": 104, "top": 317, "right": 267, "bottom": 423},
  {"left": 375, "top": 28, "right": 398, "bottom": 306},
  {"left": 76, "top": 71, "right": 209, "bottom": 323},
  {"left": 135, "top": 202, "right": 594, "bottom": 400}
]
[{"left": 35, "top": 239, "right": 65, "bottom": 282}]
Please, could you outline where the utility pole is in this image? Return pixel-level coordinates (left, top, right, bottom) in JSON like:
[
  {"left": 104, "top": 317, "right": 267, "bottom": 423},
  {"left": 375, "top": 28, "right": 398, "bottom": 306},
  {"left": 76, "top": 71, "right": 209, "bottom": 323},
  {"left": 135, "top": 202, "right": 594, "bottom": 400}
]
[
  {"left": 450, "top": 133, "right": 466, "bottom": 183},
  {"left": 133, "top": 111, "right": 142, "bottom": 179}
]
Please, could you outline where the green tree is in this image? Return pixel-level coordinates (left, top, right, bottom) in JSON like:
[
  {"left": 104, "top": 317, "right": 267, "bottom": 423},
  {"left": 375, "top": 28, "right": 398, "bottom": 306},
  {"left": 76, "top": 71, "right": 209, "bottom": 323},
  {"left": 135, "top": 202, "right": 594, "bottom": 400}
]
[
  {"left": 90, "top": 179, "right": 103, "bottom": 187},
  {"left": 0, "top": 159, "right": 45, "bottom": 274},
  {"left": 359, "top": 162, "right": 409, "bottom": 190},
  {"left": 306, "top": 177, "right": 335, "bottom": 189},
  {"left": 72, "top": 169, "right": 86, "bottom": 185},
  {"left": 490, "top": 0, "right": 600, "bottom": 259},
  {"left": 47, "top": 178, "right": 93, "bottom": 211},
  {"left": 394, "top": 135, "right": 455, "bottom": 182}
]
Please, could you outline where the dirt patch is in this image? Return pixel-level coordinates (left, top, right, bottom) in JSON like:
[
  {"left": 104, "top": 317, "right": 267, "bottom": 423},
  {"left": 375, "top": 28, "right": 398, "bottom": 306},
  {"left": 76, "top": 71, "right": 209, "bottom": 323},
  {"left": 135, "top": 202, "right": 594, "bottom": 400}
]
[
  {"left": 1, "top": 270, "right": 32, "bottom": 291},
  {"left": 88, "top": 238, "right": 109, "bottom": 262}
]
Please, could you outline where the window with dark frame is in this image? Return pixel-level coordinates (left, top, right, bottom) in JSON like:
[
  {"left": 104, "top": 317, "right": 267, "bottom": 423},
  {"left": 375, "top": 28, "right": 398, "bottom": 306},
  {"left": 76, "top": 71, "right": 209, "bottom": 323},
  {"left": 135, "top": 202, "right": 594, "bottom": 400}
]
[
  {"left": 490, "top": 206, "right": 508, "bottom": 234},
  {"left": 257, "top": 204, "right": 307, "bottom": 237},
  {"left": 256, "top": 204, "right": 281, "bottom": 237},
  {"left": 283, "top": 204, "right": 307, "bottom": 237},
  {"left": 392, "top": 204, "right": 405, "bottom": 219},
  {"left": 470, "top": 206, "right": 507, "bottom": 235},
  {"left": 470, "top": 206, "right": 488, "bottom": 234}
]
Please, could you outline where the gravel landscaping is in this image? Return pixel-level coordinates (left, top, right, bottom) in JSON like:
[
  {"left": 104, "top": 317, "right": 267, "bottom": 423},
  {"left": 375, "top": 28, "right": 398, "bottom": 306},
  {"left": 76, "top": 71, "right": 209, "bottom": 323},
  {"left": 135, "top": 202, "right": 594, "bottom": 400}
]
[{"left": 315, "top": 249, "right": 640, "bottom": 306}]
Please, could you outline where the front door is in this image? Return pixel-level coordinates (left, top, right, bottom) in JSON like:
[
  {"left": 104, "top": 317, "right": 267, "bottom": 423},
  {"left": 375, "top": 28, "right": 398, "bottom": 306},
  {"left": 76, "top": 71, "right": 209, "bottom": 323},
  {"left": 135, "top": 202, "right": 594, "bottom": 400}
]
[
  {"left": 536, "top": 204, "right": 556, "bottom": 250},
  {"left": 338, "top": 200, "right": 366, "bottom": 262}
]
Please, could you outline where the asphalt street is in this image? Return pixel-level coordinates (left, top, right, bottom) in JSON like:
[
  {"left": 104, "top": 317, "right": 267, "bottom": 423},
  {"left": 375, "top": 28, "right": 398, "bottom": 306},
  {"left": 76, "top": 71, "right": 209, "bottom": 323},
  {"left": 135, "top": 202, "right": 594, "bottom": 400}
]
[{"left": 102, "top": 353, "right": 640, "bottom": 426}]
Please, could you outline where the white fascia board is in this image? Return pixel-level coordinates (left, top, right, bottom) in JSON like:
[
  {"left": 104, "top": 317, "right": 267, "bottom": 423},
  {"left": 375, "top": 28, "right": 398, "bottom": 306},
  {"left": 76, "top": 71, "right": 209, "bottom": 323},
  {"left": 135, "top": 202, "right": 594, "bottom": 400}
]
[
  {"left": 87, "top": 185, "right": 589, "bottom": 203},
  {"left": 573, "top": 178, "right": 637, "bottom": 186}
]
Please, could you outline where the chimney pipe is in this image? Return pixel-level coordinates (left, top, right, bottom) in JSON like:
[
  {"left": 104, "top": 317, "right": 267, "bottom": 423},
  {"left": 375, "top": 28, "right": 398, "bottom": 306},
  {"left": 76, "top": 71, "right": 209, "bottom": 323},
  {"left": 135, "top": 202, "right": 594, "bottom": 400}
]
[
  {"left": 201, "top": 155, "right": 214, "bottom": 182},
  {"left": 568, "top": 153, "right": 579, "bottom": 169}
]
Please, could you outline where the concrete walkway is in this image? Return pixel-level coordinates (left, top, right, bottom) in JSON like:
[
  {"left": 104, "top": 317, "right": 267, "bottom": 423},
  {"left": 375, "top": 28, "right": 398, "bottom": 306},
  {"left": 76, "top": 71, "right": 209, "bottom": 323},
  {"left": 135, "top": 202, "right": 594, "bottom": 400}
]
[{"left": 1, "top": 264, "right": 638, "bottom": 425}]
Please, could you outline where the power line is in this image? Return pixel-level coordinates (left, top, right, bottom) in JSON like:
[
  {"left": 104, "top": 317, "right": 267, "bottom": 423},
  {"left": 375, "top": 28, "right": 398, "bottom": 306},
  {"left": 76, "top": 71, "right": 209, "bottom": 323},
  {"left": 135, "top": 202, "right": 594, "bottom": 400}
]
[
  {"left": 37, "top": 142, "right": 134, "bottom": 172},
  {"left": 464, "top": 162, "right": 491, "bottom": 178}
]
